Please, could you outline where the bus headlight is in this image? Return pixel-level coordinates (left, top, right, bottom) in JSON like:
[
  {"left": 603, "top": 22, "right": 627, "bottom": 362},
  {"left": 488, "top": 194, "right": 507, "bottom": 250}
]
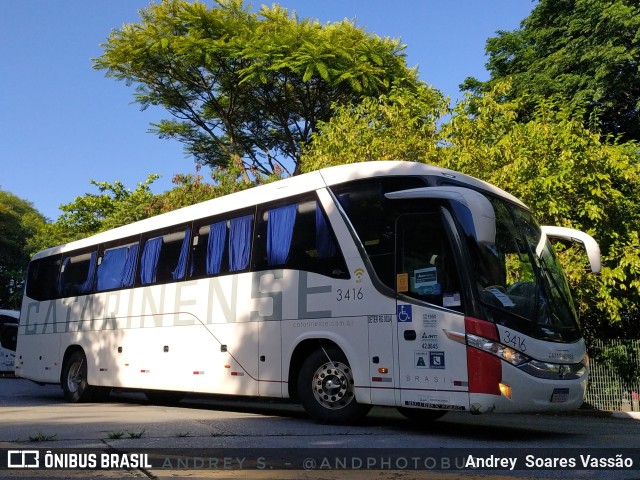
[
  {"left": 519, "top": 359, "right": 587, "bottom": 380},
  {"left": 464, "top": 332, "right": 587, "bottom": 380},
  {"left": 466, "top": 334, "right": 530, "bottom": 366}
]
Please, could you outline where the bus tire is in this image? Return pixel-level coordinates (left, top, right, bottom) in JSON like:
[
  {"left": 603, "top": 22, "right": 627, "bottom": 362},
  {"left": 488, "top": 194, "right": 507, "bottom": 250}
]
[
  {"left": 397, "top": 407, "right": 447, "bottom": 423},
  {"left": 297, "top": 346, "right": 370, "bottom": 425},
  {"left": 61, "top": 350, "right": 95, "bottom": 403}
]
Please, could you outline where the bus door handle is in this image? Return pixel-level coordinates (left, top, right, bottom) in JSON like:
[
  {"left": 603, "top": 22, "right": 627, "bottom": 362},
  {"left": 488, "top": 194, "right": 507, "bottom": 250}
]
[{"left": 403, "top": 330, "right": 416, "bottom": 341}]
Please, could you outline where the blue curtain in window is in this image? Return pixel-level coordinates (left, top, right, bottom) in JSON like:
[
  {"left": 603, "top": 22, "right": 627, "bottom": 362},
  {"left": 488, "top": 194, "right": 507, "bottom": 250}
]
[
  {"left": 315, "top": 204, "right": 337, "bottom": 259},
  {"left": 140, "top": 237, "right": 163, "bottom": 284},
  {"left": 267, "top": 204, "right": 297, "bottom": 265},
  {"left": 229, "top": 215, "right": 252, "bottom": 271},
  {"left": 79, "top": 251, "right": 97, "bottom": 295},
  {"left": 122, "top": 244, "right": 139, "bottom": 287},
  {"left": 207, "top": 221, "right": 227, "bottom": 275},
  {"left": 57, "top": 256, "right": 71, "bottom": 296},
  {"left": 172, "top": 228, "right": 191, "bottom": 280},
  {"left": 97, "top": 247, "right": 128, "bottom": 291}
]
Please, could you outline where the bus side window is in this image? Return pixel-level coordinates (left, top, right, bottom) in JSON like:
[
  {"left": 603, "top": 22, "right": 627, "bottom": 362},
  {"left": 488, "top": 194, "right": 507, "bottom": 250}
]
[
  {"left": 254, "top": 196, "right": 348, "bottom": 278},
  {"left": 229, "top": 215, "right": 253, "bottom": 272},
  {"left": 330, "top": 176, "right": 426, "bottom": 288},
  {"left": 139, "top": 237, "right": 163, "bottom": 285},
  {"left": 190, "top": 212, "right": 253, "bottom": 279},
  {"left": 96, "top": 240, "right": 139, "bottom": 292},
  {"left": 0, "top": 323, "right": 17, "bottom": 352},
  {"left": 26, "top": 255, "right": 62, "bottom": 301},
  {"left": 58, "top": 251, "right": 98, "bottom": 297},
  {"left": 396, "top": 213, "right": 463, "bottom": 311},
  {"left": 190, "top": 221, "right": 229, "bottom": 278},
  {"left": 138, "top": 226, "right": 191, "bottom": 285}
]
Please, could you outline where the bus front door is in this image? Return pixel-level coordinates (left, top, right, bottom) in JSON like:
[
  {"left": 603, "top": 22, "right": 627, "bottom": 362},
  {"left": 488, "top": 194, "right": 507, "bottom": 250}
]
[{"left": 395, "top": 213, "right": 469, "bottom": 413}]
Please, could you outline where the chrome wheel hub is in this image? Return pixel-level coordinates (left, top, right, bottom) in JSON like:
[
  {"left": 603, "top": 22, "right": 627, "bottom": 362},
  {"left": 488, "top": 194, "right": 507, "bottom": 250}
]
[{"left": 311, "top": 360, "right": 355, "bottom": 410}]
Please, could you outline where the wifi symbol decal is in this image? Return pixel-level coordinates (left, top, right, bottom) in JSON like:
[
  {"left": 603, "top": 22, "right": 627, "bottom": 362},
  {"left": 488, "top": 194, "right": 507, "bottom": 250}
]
[{"left": 354, "top": 268, "right": 364, "bottom": 282}]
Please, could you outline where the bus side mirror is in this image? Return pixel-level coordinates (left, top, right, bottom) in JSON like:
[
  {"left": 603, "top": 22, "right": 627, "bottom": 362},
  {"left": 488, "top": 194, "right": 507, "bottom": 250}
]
[{"left": 540, "top": 226, "right": 601, "bottom": 274}]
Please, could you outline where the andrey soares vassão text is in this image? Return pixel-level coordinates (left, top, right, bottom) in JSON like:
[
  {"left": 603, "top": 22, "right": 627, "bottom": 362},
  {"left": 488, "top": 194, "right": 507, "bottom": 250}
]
[{"left": 465, "top": 454, "right": 635, "bottom": 470}]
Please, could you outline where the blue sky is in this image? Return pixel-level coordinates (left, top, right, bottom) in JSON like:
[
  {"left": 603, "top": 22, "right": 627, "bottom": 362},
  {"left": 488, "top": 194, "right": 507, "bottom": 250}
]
[{"left": 1, "top": 1, "right": 535, "bottom": 221}]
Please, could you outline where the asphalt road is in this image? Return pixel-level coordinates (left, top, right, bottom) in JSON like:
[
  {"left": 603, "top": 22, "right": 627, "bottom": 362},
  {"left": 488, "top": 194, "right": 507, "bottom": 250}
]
[{"left": 1, "top": 375, "right": 639, "bottom": 479}]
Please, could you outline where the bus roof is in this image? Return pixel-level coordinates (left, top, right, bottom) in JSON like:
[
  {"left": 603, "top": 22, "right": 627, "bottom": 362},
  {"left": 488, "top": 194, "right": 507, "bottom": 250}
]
[{"left": 33, "top": 161, "right": 527, "bottom": 259}]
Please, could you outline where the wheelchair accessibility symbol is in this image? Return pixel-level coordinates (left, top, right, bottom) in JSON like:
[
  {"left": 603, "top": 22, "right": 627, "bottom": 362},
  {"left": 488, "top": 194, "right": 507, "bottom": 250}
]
[{"left": 397, "top": 305, "right": 412, "bottom": 322}]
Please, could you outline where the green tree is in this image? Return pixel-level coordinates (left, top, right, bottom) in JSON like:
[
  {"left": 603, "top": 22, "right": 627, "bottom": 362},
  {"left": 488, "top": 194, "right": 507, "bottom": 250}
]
[
  {"left": 302, "top": 82, "right": 640, "bottom": 337},
  {"left": 439, "top": 84, "right": 640, "bottom": 338},
  {"left": 28, "top": 167, "right": 276, "bottom": 254},
  {"left": 94, "top": 0, "right": 420, "bottom": 179},
  {"left": 0, "top": 191, "right": 46, "bottom": 309},
  {"left": 301, "top": 83, "right": 446, "bottom": 172},
  {"left": 149, "top": 165, "right": 280, "bottom": 214},
  {"left": 28, "top": 176, "right": 159, "bottom": 253},
  {"left": 599, "top": 341, "right": 640, "bottom": 397},
  {"left": 462, "top": 0, "right": 640, "bottom": 141}
]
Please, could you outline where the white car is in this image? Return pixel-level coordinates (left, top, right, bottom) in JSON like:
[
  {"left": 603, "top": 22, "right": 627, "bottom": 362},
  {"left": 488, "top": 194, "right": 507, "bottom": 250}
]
[{"left": 0, "top": 309, "right": 19, "bottom": 372}]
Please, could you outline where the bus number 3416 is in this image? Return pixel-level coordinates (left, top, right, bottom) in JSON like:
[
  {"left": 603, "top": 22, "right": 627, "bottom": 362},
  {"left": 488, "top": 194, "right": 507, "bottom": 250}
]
[
  {"left": 336, "top": 288, "right": 364, "bottom": 302},
  {"left": 503, "top": 330, "right": 526, "bottom": 352}
]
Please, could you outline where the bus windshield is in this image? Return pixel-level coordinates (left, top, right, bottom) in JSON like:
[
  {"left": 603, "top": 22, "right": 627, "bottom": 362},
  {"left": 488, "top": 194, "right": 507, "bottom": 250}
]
[{"left": 467, "top": 198, "right": 580, "bottom": 343}]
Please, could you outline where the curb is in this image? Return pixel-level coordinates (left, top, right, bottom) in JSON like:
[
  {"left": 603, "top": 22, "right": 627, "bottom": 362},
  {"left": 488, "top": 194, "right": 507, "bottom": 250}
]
[
  {"left": 612, "top": 411, "right": 640, "bottom": 420},
  {"left": 553, "top": 409, "right": 640, "bottom": 420}
]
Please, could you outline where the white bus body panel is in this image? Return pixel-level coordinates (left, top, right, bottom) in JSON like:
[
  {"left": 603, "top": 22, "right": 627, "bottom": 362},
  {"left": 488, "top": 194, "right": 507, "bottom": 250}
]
[
  {"left": 470, "top": 366, "right": 587, "bottom": 414},
  {"left": 0, "top": 348, "right": 15, "bottom": 372},
  {"left": 396, "top": 303, "right": 470, "bottom": 412},
  {"left": 17, "top": 265, "right": 394, "bottom": 403}
]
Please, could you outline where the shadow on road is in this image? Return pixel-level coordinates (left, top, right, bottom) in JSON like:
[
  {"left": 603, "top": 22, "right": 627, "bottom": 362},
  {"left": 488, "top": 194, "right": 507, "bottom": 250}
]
[{"left": 3, "top": 376, "right": 577, "bottom": 444}]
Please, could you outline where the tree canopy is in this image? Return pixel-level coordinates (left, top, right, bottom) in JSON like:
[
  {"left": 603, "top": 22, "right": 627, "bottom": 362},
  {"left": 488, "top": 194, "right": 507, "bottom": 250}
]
[
  {"left": 301, "top": 83, "right": 446, "bottom": 172},
  {"left": 0, "top": 191, "right": 45, "bottom": 309},
  {"left": 28, "top": 176, "right": 158, "bottom": 253},
  {"left": 439, "top": 85, "right": 640, "bottom": 337},
  {"left": 302, "top": 82, "right": 640, "bottom": 337},
  {"left": 94, "top": 0, "right": 423, "bottom": 179},
  {"left": 29, "top": 167, "right": 275, "bottom": 254},
  {"left": 462, "top": 0, "right": 640, "bottom": 141}
]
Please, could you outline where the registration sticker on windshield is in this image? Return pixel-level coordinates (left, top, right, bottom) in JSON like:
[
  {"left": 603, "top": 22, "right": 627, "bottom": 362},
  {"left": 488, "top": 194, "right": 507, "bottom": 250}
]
[
  {"left": 488, "top": 288, "right": 516, "bottom": 307},
  {"left": 443, "top": 293, "right": 461, "bottom": 307}
]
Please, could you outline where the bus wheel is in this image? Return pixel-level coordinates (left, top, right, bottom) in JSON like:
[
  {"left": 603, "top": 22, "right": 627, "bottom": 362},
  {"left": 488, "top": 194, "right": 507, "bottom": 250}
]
[
  {"left": 61, "top": 350, "right": 93, "bottom": 402},
  {"left": 397, "top": 407, "right": 447, "bottom": 423},
  {"left": 297, "top": 346, "right": 370, "bottom": 424}
]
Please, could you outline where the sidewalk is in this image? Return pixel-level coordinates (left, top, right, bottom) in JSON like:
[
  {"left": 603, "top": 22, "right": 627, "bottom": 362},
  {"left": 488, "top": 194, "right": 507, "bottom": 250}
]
[{"left": 612, "top": 411, "right": 640, "bottom": 420}]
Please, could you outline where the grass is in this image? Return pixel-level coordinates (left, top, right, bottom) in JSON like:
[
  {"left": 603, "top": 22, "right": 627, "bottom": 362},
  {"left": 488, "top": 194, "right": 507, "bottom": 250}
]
[
  {"left": 127, "top": 429, "right": 146, "bottom": 439},
  {"left": 29, "top": 432, "right": 57, "bottom": 442},
  {"left": 106, "top": 429, "right": 146, "bottom": 439}
]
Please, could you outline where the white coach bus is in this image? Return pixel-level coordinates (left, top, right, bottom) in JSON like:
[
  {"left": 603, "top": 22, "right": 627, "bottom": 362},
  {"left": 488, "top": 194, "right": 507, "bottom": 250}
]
[{"left": 16, "top": 161, "right": 600, "bottom": 424}]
